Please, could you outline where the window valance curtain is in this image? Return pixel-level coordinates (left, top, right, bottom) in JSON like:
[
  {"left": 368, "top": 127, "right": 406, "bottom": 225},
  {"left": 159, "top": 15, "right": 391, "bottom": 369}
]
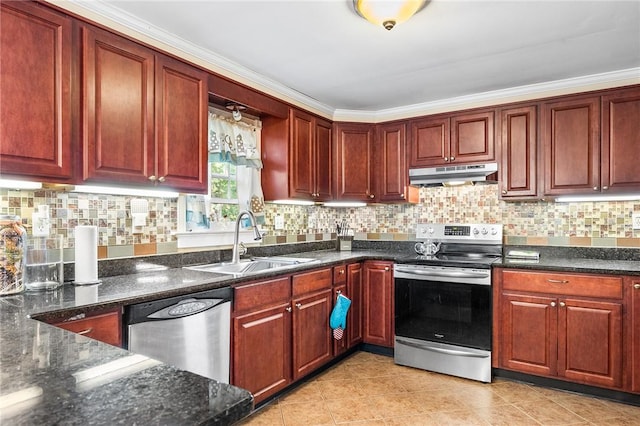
[{"left": 208, "top": 112, "right": 263, "bottom": 169}]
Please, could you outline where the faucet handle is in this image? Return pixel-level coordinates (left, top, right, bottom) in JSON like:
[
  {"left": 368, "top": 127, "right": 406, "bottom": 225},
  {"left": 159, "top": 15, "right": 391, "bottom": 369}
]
[{"left": 238, "top": 242, "right": 247, "bottom": 257}]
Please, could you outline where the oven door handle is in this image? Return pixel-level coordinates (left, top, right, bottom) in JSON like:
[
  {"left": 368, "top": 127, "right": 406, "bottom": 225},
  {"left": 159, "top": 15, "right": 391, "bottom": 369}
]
[
  {"left": 396, "top": 338, "right": 490, "bottom": 359},
  {"left": 394, "top": 268, "right": 490, "bottom": 280}
]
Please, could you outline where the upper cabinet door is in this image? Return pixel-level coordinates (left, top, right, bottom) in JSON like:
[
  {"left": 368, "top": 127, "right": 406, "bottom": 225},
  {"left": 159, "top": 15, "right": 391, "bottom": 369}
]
[
  {"left": 542, "top": 96, "right": 600, "bottom": 196},
  {"left": 82, "top": 25, "right": 155, "bottom": 184},
  {"left": 314, "top": 118, "right": 333, "bottom": 201},
  {"left": 499, "top": 105, "right": 538, "bottom": 199},
  {"left": 334, "top": 123, "right": 375, "bottom": 201},
  {"left": 0, "top": 2, "right": 73, "bottom": 181},
  {"left": 601, "top": 88, "right": 640, "bottom": 193},
  {"left": 155, "top": 54, "right": 208, "bottom": 192},
  {"left": 289, "top": 109, "right": 315, "bottom": 199},
  {"left": 450, "top": 110, "right": 495, "bottom": 164},
  {"left": 409, "top": 116, "right": 450, "bottom": 167},
  {"left": 377, "top": 122, "right": 416, "bottom": 202}
]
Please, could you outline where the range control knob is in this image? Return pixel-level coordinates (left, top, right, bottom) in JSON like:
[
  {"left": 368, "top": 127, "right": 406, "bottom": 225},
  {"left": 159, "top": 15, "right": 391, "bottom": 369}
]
[
  {"left": 473, "top": 228, "right": 480, "bottom": 235},
  {"left": 491, "top": 227, "right": 498, "bottom": 235},
  {"left": 481, "top": 228, "right": 488, "bottom": 235}
]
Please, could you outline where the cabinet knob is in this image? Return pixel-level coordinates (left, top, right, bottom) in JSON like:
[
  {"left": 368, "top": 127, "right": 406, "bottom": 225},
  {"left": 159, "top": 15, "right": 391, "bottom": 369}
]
[
  {"left": 593, "top": 186, "right": 598, "bottom": 191},
  {"left": 339, "top": 269, "right": 345, "bottom": 275},
  {"left": 602, "top": 186, "right": 608, "bottom": 190},
  {"left": 295, "top": 303, "right": 302, "bottom": 309},
  {"left": 285, "top": 307, "right": 292, "bottom": 313},
  {"left": 336, "top": 290, "right": 342, "bottom": 295},
  {"left": 369, "top": 194, "right": 375, "bottom": 199},
  {"left": 158, "top": 176, "right": 166, "bottom": 183},
  {"left": 550, "top": 302, "right": 556, "bottom": 307},
  {"left": 450, "top": 156, "right": 455, "bottom": 161},
  {"left": 444, "top": 157, "right": 450, "bottom": 162},
  {"left": 148, "top": 175, "right": 157, "bottom": 182},
  {"left": 502, "top": 190, "right": 507, "bottom": 195},
  {"left": 634, "top": 284, "right": 640, "bottom": 290},
  {"left": 384, "top": 267, "right": 390, "bottom": 271},
  {"left": 559, "top": 301, "right": 566, "bottom": 307},
  {"left": 401, "top": 193, "right": 405, "bottom": 199}
]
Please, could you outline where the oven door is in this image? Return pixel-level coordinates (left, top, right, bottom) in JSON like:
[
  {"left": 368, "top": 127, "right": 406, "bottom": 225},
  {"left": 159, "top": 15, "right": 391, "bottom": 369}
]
[{"left": 394, "top": 265, "right": 492, "bottom": 351}]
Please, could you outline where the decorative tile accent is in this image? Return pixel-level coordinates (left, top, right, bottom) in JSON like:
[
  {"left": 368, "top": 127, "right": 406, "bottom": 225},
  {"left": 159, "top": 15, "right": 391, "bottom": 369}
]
[{"left": 2, "top": 184, "right": 639, "bottom": 261}]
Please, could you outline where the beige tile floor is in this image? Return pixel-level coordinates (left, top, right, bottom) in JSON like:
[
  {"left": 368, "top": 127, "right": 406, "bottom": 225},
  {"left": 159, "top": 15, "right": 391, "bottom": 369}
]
[{"left": 237, "top": 351, "right": 640, "bottom": 425}]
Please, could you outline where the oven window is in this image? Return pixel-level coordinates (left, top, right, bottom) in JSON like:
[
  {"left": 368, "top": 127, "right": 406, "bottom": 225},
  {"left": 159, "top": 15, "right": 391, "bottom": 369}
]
[{"left": 395, "top": 278, "right": 491, "bottom": 350}]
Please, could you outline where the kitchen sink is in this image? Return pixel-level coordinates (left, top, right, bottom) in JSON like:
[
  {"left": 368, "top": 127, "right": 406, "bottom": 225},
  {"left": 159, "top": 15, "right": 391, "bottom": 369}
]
[{"left": 185, "top": 256, "right": 320, "bottom": 276}]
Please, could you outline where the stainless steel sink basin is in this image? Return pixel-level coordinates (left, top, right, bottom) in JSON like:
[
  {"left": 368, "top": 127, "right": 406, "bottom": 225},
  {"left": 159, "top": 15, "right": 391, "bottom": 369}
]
[{"left": 185, "top": 256, "right": 319, "bottom": 276}]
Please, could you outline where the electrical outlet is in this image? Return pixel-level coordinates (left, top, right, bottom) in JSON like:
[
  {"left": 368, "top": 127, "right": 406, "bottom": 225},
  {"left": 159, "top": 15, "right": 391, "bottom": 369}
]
[
  {"left": 275, "top": 214, "right": 284, "bottom": 230},
  {"left": 633, "top": 213, "right": 640, "bottom": 230}
]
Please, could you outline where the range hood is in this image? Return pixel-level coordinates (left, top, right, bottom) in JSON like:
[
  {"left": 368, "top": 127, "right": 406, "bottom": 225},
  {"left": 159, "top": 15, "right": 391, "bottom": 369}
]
[{"left": 409, "top": 163, "right": 498, "bottom": 186}]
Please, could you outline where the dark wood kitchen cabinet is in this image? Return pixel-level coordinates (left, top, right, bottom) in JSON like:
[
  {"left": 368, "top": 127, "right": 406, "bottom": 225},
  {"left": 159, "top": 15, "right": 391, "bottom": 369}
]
[
  {"left": 332, "top": 263, "right": 363, "bottom": 357},
  {"left": 496, "top": 269, "right": 624, "bottom": 390},
  {"left": 262, "top": 108, "right": 332, "bottom": 202},
  {"left": 232, "top": 268, "right": 333, "bottom": 403},
  {"left": 626, "top": 276, "right": 640, "bottom": 393},
  {"left": 498, "top": 105, "right": 539, "bottom": 199},
  {"left": 233, "top": 276, "right": 292, "bottom": 403},
  {"left": 50, "top": 309, "right": 122, "bottom": 347},
  {"left": 334, "top": 122, "right": 376, "bottom": 201},
  {"left": 601, "top": 87, "right": 640, "bottom": 194},
  {"left": 375, "top": 123, "right": 418, "bottom": 203},
  {"left": 81, "top": 24, "right": 208, "bottom": 192},
  {"left": 541, "top": 95, "right": 601, "bottom": 196},
  {"left": 363, "top": 260, "right": 394, "bottom": 348},
  {"left": 0, "top": 1, "right": 74, "bottom": 181},
  {"left": 409, "top": 110, "right": 495, "bottom": 167}
]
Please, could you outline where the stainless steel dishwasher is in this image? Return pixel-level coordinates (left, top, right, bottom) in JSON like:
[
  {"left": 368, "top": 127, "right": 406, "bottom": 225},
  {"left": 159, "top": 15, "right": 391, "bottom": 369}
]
[{"left": 125, "top": 286, "right": 232, "bottom": 383}]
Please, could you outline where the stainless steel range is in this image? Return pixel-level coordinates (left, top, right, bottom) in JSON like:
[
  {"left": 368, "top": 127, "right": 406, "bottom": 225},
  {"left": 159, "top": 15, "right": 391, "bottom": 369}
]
[{"left": 394, "top": 223, "right": 502, "bottom": 383}]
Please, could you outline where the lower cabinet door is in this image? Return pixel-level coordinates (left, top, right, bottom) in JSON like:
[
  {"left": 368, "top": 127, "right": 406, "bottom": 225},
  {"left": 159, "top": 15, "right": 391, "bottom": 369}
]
[
  {"left": 233, "top": 303, "right": 292, "bottom": 403},
  {"left": 500, "top": 293, "right": 557, "bottom": 377},
  {"left": 558, "top": 298, "right": 623, "bottom": 388},
  {"left": 630, "top": 278, "right": 640, "bottom": 393},
  {"left": 292, "top": 289, "right": 332, "bottom": 380},
  {"left": 332, "top": 284, "right": 348, "bottom": 357}
]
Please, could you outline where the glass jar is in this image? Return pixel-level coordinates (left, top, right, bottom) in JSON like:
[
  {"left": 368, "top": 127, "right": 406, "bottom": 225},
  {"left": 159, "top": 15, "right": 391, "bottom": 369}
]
[{"left": 0, "top": 215, "right": 26, "bottom": 295}]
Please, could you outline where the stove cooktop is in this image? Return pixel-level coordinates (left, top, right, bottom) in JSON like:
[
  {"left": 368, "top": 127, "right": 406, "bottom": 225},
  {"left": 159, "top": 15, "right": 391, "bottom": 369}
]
[{"left": 396, "top": 253, "right": 502, "bottom": 269}]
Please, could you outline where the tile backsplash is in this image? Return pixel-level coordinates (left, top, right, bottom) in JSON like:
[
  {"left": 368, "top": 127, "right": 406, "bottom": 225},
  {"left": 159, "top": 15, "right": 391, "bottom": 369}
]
[{"left": 1, "top": 184, "right": 639, "bottom": 260}]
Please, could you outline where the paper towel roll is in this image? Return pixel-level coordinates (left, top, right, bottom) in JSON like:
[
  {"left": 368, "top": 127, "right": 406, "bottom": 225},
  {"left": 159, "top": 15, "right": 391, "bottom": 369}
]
[{"left": 74, "top": 226, "right": 99, "bottom": 284}]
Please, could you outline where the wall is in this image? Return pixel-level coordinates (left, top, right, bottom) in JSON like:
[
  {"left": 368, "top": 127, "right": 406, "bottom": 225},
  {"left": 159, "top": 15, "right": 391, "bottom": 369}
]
[{"left": 1, "top": 185, "right": 639, "bottom": 261}]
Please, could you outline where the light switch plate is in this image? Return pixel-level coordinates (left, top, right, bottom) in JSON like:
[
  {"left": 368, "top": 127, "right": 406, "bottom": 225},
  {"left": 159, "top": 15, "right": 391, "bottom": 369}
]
[
  {"left": 275, "top": 215, "right": 284, "bottom": 230},
  {"left": 633, "top": 213, "right": 640, "bottom": 230}
]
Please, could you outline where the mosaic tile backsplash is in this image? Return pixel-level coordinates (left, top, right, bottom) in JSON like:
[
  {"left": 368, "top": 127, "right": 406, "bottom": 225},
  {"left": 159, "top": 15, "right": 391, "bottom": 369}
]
[{"left": 1, "top": 184, "right": 639, "bottom": 260}]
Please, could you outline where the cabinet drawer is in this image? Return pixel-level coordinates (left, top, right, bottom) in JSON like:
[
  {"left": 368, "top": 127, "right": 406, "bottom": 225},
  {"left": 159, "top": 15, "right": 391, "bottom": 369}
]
[
  {"left": 234, "top": 276, "right": 291, "bottom": 313},
  {"left": 53, "top": 310, "right": 122, "bottom": 347},
  {"left": 502, "top": 270, "right": 623, "bottom": 299},
  {"left": 292, "top": 268, "right": 332, "bottom": 297},
  {"left": 333, "top": 265, "right": 347, "bottom": 285}
]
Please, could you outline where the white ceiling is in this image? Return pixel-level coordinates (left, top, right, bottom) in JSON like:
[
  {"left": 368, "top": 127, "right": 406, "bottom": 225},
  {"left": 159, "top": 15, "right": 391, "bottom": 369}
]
[{"left": 66, "top": 0, "right": 639, "bottom": 118}]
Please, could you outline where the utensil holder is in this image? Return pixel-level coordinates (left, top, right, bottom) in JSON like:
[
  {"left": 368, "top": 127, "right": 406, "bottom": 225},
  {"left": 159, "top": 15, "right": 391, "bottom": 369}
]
[{"left": 336, "top": 236, "right": 353, "bottom": 251}]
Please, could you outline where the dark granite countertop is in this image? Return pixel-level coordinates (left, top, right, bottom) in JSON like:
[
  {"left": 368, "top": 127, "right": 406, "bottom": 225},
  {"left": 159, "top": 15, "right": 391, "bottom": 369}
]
[
  {"left": 496, "top": 245, "right": 640, "bottom": 276},
  {"left": 2, "top": 245, "right": 638, "bottom": 425},
  {"left": 0, "top": 249, "right": 380, "bottom": 426}
]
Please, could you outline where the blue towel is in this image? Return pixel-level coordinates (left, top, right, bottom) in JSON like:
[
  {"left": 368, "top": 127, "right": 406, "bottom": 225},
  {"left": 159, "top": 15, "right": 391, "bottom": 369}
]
[{"left": 330, "top": 293, "right": 351, "bottom": 330}]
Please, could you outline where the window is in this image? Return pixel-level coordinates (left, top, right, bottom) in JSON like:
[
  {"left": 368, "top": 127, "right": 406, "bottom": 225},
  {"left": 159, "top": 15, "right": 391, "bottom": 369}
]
[{"left": 209, "top": 162, "right": 239, "bottom": 221}]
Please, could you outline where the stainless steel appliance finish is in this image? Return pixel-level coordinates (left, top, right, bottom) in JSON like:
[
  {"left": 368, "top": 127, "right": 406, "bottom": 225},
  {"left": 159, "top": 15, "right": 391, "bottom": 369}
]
[
  {"left": 394, "top": 223, "right": 502, "bottom": 383},
  {"left": 408, "top": 162, "right": 498, "bottom": 186},
  {"left": 126, "top": 286, "right": 232, "bottom": 383}
]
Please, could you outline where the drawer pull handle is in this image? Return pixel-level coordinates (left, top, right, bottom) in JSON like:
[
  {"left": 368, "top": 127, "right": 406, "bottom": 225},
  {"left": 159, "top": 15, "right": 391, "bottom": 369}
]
[
  {"left": 77, "top": 328, "right": 93, "bottom": 336},
  {"left": 547, "top": 279, "right": 569, "bottom": 284},
  {"left": 634, "top": 284, "right": 640, "bottom": 290}
]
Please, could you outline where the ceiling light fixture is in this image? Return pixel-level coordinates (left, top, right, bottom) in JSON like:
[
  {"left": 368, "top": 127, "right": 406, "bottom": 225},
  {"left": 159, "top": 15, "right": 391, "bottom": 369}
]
[
  {"left": 225, "top": 103, "right": 246, "bottom": 122},
  {"left": 353, "top": 0, "right": 428, "bottom": 31}
]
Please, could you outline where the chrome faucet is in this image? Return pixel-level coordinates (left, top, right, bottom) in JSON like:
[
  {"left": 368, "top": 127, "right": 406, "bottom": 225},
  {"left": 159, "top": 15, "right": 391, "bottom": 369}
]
[{"left": 231, "top": 210, "right": 262, "bottom": 264}]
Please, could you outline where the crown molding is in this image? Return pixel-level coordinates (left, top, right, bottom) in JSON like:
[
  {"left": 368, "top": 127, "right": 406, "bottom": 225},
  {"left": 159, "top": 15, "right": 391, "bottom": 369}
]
[
  {"left": 334, "top": 68, "right": 640, "bottom": 123},
  {"left": 50, "top": 1, "right": 639, "bottom": 123}
]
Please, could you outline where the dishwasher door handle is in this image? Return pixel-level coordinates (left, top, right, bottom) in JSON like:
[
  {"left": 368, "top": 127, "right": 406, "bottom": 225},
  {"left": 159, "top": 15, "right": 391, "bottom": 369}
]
[{"left": 147, "top": 298, "right": 227, "bottom": 320}]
